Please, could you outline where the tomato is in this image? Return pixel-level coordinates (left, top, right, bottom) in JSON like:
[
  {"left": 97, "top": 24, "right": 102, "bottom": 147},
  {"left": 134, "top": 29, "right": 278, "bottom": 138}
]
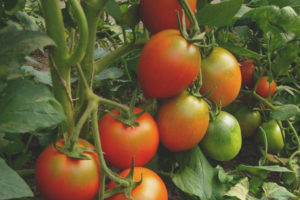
[
  {"left": 240, "top": 60, "right": 256, "bottom": 87},
  {"left": 257, "top": 120, "right": 284, "bottom": 154},
  {"left": 98, "top": 107, "right": 159, "bottom": 169},
  {"left": 200, "top": 47, "right": 241, "bottom": 107},
  {"left": 234, "top": 106, "right": 262, "bottom": 138},
  {"left": 200, "top": 111, "right": 242, "bottom": 161},
  {"left": 35, "top": 139, "right": 100, "bottom": 200},
  {"left": 139, "top": 0, "right": 197, "bottom": 34},
  {"left": 138, "top": 30, "right": 201, "bottom": 98},
  {"left": 107, "top": 167, "right": 168, "bottom": 200},
  {"left": 256, "top": 76, "right": 276, "bottom": 98},
  {"left": 157, "top": 92, "right": 209, "bottom": 152}
]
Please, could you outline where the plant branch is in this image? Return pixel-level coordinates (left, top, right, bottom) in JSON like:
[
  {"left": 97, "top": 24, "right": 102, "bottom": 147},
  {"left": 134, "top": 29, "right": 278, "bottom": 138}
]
[
  {"left": 287, "top": 120, "right": 300, "bottom": 151},
  {"left": 94, "top": 39, "right": 147, "bottom": 75},
  {"left": 67, "top": 0, "right": 89, "bottom": 66}
]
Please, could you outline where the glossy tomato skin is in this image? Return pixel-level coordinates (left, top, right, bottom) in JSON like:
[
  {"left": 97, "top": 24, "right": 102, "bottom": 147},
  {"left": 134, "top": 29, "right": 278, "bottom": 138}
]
[
  {"left": 200, "top": 111, "right": 242, "bottom": 161},
  {"left": 99, "top": 107, "right": 159, "bottom": 169},
  {"left": 108, "top": 167, "right": 168, "bottom": 200},
  {"left": 35, "top": 139, "right": 100, "bottom": 200},
  {"left": 200, "top": 47, "right": 241, "bottom": 107},
  {"left": 256, "top": 76, "right": 276, "bottom": 98},
  {"left": 157, "top": 92, "right": 209, "bottom": 152},
  {"left": 240, "top": 60, "right": 256, "bottom": 87},
  {"left": 235, "top": 106, "right": 262, "bottom": 138},
  {"left": 139, "top": 0, "right": 197, "bottom": 34},
  {"left": 257, "top": 120, "right": 284, "bottom": 154},
  {"left": 138, "top": 30, "right": 201, "bottom": 98}
]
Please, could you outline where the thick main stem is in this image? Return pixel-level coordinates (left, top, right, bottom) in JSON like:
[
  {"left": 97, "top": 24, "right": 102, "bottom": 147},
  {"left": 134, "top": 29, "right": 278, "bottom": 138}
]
[{"left": 41, "top": 0, "right": 75, "bottom": 138}]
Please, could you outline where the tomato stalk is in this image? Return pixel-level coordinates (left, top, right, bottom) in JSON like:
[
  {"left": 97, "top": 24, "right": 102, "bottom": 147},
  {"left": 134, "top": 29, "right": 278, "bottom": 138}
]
[{"left": 94, "top": 39, "right": 147, "bottom": 74}]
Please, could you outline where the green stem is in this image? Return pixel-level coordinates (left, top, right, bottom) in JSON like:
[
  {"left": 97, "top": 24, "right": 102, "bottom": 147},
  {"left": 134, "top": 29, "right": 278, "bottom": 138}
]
[
  {"left": 91, "top": 110, "right": 130, "bottom": 188},
  {"left": 16, "top": 169, "right": 35, "bottom": 177},
  {"left": 178, "top": 0, "right": 200, "bottom": 38},
  {"left": 287, "top": 120, "right": 300, "bottom": 151},
  {"left": 67, "top": 0, "right": 89, "bottom": 66},
  {"left": 97, "top": 96, "right": 131, "bottom": 119},
  {"left": 94, "top": 39, "right": 147, "bottom": 75},
  {"left": 24, "top": 134, "right": 33, "bottom": 154},
  {"left": 41, "top": 0, "right": 75, "bottom": 138},
  {"left": 242, "top": 89, "right": 276, "bottom": 110}
]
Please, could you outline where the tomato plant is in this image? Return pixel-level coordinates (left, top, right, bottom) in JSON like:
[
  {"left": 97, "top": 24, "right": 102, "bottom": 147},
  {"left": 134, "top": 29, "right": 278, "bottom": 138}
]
[
  {"left": 138, "top": 29, "right": 201, "bottom": 98},
  {"left": 234, "top": 106, "right": 262, "bottom": 138},
  {"left": 107, "top": 167, "right": 168, "bottom": 200},
  {"left": 256, "top": 76, "right": 277, "bottom": 98},
  {"left": 98, "top": 107, "right": 159, "bottom": 169},
  {"left": 240, "top": 60, "right": 256, "bottom": 87},
  {"left": 200, "top": 47, "right": 241, "bottom": 107},
  {"left": 156, "top": 92, "right": 209, "bottom": 152},
  {"left": 257, "top": 120, "right": 285, "bottom": 154},
  {"left": 35, "top": 139, "right": 100, "bottom": 200},
  {"left": 200, "top": 111, "right": 242, "bottom": 161},
  {"left": 139, "top": 0, "right": 197, "bottom": 34}
]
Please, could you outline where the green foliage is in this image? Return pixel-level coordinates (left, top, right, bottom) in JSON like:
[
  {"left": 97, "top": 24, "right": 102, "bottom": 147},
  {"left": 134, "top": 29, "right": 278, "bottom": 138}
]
[
  {"left": 0, "top": 158, "right": 33, "bottom": 199},
  {"left": 0, "top": 79, "right": 65, "bottom": 134}
]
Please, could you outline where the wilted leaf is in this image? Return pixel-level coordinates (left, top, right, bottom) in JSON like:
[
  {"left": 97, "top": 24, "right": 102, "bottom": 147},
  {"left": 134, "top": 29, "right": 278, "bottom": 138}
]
[
  {"left": 262, "top": 182, "right": 296, "bottom": 200},
  {"left": 225, "top": 177, "right": 249, "bottom": 200}
]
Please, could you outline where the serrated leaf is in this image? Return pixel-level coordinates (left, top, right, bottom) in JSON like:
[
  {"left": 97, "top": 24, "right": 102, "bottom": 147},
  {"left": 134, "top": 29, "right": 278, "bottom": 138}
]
[
  {"left": 0, "top": 79, "right": 65, "bottom": 134},
  {"left": 262, "top": 182, "right": 296, "bottom": 200},
  {"left": 219, "top": 42, "right": 263, "bottom": 59},
  {"left": 0, "top": 158, "right": 33, "bottom": 199},
  {"left": 225, "top": 177, "right": 249, "bottom": 200},
  {"left": 15, "top": 11, "right": 40, "bottom": 31},
  {"left": 0, "top": 30, "right": 55, "bottom": 68},
  {"left": 270, "top": 104, "right": 300, "bottom": 120},
  {"left": 21, "top": 66, "right": 52, "bottom": 86},
  {"left": 171, "top": 146, "right": 228, "bottom": 200},
  {"left": 196, "top": 0, "right": 243, "bottom": 27}
]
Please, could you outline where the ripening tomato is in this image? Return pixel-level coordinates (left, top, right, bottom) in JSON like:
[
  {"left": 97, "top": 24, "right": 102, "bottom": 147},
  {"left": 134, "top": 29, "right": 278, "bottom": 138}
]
[
  {"left": 200, "top": 111, "right": 242, "bottom": 161},
  {"left": 240, "top": 60, "right": 256, "bottom": 87},
  {"left": 157, "top": 92, "right": 210, "bottom": 152},
  {"left": 107, "top": 167, "right": 168, "bottom": 200},
  {"left": 98, "top": 107, "right": 159, "bottom": 169},
  {"left": 139, "top": 0, "right": 197, "bottom": 34},
  {"left": 35, "top": 139, "right": 100, "bottom": 200},
  {"left": 256, "top": 76, "right": 276, "bottom": 98},
  {"left": 200, "top": 47, "right": 241, "bottom": 107},
  {"left": 138, "top": 30, "right": 201, "bottom": 98}
]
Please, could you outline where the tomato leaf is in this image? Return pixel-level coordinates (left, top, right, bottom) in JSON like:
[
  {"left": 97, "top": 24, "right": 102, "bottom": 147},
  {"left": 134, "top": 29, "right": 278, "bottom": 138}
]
[
  {"left": 21, "top": 66, "right": 52, "bottom": 86},
  {"left": 261, "top": 182, "right": 296, "bottom": 200},
  {"left": 270, "top": 104, "right": 300, "bottom": 121},
  {"left": 269, "top": 0, "right": 300, "bottom": 14},
  {"left": 219, "top": 42, "right": 263, "bottom": 59},
  {"left": 225, "top": 177, "right": 249, "bottom": 200},
  {"left": 105, "top": 0, "right": 122, "bottom": 21},
  {"left": 170, "top": 146, "right": 229, "bottom": 200},
  {"left": 0, "top": 79, "right": 66, "bottom": 134},
  {"left": 0, "top": 158, "right": 33, "bottom": 199},
  {"left": 196, "top": 0, "right": 243, "bottom": 27},
  {"left": 0, "top": 30, "right": 55, "bottom": 68}
]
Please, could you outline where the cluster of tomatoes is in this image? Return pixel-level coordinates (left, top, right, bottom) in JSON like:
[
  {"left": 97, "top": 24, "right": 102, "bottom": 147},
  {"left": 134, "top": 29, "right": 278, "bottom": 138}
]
[{"left": 33, "top": 1, "right": 284, "bottom": 200}]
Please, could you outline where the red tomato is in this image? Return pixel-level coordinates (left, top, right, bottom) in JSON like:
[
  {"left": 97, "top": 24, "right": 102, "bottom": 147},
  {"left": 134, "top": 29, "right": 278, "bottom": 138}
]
[
  {"left": 157, "top": 92, "right": 210, "bottom": 152},
  {"left": 138, "top": 30, "right": 201, "bottom": 98},
  {"left": 107, "top": 167, "right": 168, "bottom": 200},
  {"left": 139, "top": 0, "right": 197, "bottom": 34},
  {"left": 35, "top": 139, "right": 100, "bottom": 200},
  {"left": 98, "top": 107, "right": 159, "bottom": 169},
  {"left": 240, "top": 60, "right": 256, "bottom": 87},
  {"left": 256, "top": 76, "right": 276, "bottom": 98},
  {"left": 200, "top": 47, "right": 241, "bottom": 107}
]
